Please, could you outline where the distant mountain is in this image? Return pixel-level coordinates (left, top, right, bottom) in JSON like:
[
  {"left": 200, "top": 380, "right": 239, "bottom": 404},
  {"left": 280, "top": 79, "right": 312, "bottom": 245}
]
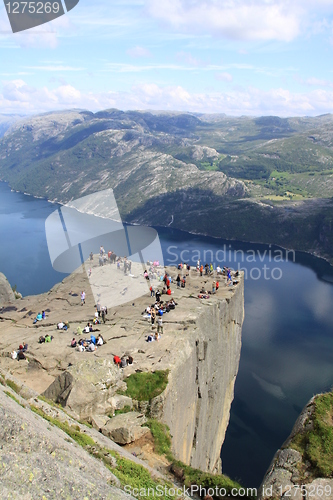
[
  {"left": 0, "top": 114, "right": 23, "bottom": 138},
  {"left": 1, "top": 109, "right": 333, "bottom": 263}
]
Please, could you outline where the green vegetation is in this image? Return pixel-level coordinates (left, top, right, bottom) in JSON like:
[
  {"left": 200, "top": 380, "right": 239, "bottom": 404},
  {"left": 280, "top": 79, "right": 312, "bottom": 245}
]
[
  {"left": 146, "top": 419, "right": 172, "bottom": 457},
  {"left": 171, "top": 460, "right": 248, "bottom": 498},
  {"left": 38, "top": 395, "right": 62, "bottom": 408},
  {"left": 121, "top": 370, "right": 169, "bottom": 402},
  {"left": 111, "top": 454, "right": 175, "bottom": 500},
  {"left": 290, "top": 392, "right": 333, "bottom": 477},
  {"left": 109, "top": 405, "right": 133, "bottom": 418},
  {"left": 3, "top": 110, "right": 333, "bottom": 262},
  {"left": 30, "top": 405, "right": 95, "bottom": 448},
  {"left": 6, "top": 379, "right": 20, "bottom": 394},
  {"left": 29, "top": 402, "right": 177, "bottom": 499},
  {"left": 145, "top": 418, "right": 251, "bottom": 498},
  {"left": 5, "top": 390, "right": 22, "bottom": 405}
]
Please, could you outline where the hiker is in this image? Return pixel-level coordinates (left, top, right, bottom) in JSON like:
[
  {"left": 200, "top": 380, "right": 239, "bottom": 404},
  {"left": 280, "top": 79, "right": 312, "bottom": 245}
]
[
  {"left": 216, "top": 281, "right": 219, "bottom": 291},
  {"left": 155, "top": 290, "right": 161, "bottom": 302},
  {"left": 210, "top": 263, "right": 214, "bottom": 274},
  {"left": 81, "top": 291, "right": 86, "bottom": 305},
  {"left": 101, "top": 307, "right": 106, "bottom": 324},
  {"left": 157, "top": 316, "right": 163, "bottom": 334},
  {"left": 176, "top": 274, "right": 181, "bottom": 287},
  {"left": 205, "top": 263, "right": 209, "bottom": 275},
  {"left": 127, "top": 355, "right": 133, "bottom": 365},
  {"left": 212, "top": 281, "right": 216, "bottom": 293},
  {"left": 89, "top": 251, "right": 94, "bottom": 261},
  {"left": 151, "top": 309, "right": 156, "bottom": 326},
  {"left": 96, "top": 301, "right": 101, "bottom": 317}
]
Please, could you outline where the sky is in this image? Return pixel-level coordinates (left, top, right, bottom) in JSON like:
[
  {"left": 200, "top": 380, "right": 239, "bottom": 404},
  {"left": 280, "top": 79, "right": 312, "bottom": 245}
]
[{"left": 1, "top": 0, "right": 333, "bottom": 117}]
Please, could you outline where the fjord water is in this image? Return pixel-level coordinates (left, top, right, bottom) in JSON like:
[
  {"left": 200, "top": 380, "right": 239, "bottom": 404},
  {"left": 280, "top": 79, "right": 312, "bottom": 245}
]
[{"left": 1, "top": 182, "right": 333, "bottom": 488}]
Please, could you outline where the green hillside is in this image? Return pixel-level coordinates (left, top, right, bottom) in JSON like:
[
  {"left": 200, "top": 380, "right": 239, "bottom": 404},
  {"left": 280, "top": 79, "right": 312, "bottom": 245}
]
[{"left": 1, "top": 109, "right": 333, "bottom": 263}]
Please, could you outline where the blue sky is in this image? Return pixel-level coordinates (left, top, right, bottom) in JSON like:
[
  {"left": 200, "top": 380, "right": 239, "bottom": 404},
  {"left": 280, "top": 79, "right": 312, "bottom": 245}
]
[{"left": 1, "top": 0, "right": 333, "bottom": 116}]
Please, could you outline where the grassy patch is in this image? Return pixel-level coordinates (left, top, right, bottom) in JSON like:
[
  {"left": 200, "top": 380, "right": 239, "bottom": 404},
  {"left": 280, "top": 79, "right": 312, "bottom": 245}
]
[
  {"left": 38, "top": 395, "right": 62, "bottom": 408},
  {"left": 290, "top": 392, "right": 333, "bottom": 477},
  {"left": 111, "top": 453, "right": 174, "bottom": 500},
  {"left": 5, "top": 390, "right": 22, "bottom": 406},
  {"left": 145, "top": 418, "right": 251, "bottom": 498},
  {"left": 110, "top": 405, "right": 133, "bottom": 418},
  {"left": 30, "top": 405, "right": 95, "bottom": 448},
  {"left": 29, "top": 403, "right": 177, "bottom": 499},
  {"left": 146, "top": 419, "right": 172, "bottom": 457},
  {"left": 6, "top": 379, "right": 20, "bottom": 394},
  {"left": 171, "top": 459, "right": 249, "bottom": 499},
  {"left": 121, "top": 371, "right": 169, "bottom": 402}
]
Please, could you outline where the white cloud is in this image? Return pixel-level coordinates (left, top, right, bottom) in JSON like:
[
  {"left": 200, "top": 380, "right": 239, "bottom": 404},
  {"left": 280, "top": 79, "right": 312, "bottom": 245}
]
[
  {"left": 25, "top": 65, "right": 86, "bottom": 72},
  {"left": 127, "top": 46, "right": 152, "bottom": 58},
  {"left": 3, "top": 79, "right": 333, "bottom": 117},
  {"left": 215, "top": 72, "right": 233, "bottom": 82},
  {"left": 144, "top": 0, "right": 333, "bottom": 42},
  {"left": 176, "top": 51, "right": 206, "bottom": 67}
]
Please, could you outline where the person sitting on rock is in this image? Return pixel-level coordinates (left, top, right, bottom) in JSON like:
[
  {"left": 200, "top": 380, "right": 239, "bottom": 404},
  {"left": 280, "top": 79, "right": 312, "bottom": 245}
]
[
  {"left": 114, "top": 355, "right": 121, "bottom": 367},
  {"left": 71, "top": 338, "right": 77, "bottom": 348},
  {"left": 17, "top": 350, "right": 26, "bottom": 361},
  {"left": 97, "top": 334, "right": 104, "bottom": 346},
  {"left": 45, "top": 334, "right": 53, "bottom": 343}
]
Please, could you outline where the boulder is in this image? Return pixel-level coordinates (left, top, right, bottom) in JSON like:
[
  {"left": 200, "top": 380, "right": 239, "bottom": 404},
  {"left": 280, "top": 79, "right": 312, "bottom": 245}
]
[
  {"left": 108, "top": 394, "right": 133, "bottom": 412},
  {"left": 43, "top": 359, "right": 124, "bottom": 420},
  {"left": 0, "top": 272, "right": 15, "bottom": 306},
  {"left": 102, "top": 411, "right": 150, "bottom": 445}
]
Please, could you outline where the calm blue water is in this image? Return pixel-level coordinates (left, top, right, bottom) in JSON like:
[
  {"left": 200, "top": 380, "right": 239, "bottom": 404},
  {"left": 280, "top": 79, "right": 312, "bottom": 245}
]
[{"left": 1, "top": 181, "right": 333, "bottom": 487}]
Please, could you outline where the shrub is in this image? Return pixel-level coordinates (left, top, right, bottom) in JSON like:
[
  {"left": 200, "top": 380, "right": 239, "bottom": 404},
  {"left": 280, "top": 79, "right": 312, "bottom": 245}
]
[{"left": 121, "top": 370, "right": 169, "bottom": 401}]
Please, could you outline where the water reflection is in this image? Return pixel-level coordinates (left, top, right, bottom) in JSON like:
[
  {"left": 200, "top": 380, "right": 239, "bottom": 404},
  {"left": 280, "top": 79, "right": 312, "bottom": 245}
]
[{"left": 1, "top": 183, "right": 333, "bottom": 488}]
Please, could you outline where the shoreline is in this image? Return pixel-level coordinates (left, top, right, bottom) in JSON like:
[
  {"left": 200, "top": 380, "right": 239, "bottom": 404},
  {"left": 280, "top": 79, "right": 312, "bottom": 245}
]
[{"left": 2, "top": 179, "right": 333, "bottom": 270}]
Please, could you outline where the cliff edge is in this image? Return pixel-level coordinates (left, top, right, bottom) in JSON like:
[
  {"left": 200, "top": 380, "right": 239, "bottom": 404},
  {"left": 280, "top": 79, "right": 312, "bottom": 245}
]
[{"left": 259, "top": 392, "right": 333, "bottom": 500}]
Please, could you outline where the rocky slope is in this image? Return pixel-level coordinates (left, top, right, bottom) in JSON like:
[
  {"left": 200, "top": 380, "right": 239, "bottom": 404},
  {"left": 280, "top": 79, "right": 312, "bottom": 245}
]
[{"left": 259, "top": 394, "right": 333, "bottom": 500}]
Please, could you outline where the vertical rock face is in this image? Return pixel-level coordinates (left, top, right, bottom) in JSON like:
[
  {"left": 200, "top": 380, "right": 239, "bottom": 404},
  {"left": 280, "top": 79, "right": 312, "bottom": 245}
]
[
  {"left": 0, "top": 272, "right": 15, "bottom": 305},
  {"left": 160, "top": 280, "right": 244, "bottom": 473}
]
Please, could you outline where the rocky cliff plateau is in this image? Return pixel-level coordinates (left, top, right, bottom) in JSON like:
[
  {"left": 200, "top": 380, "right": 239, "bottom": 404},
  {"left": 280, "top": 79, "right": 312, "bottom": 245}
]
[{"left": 0, "top": 262, "right": 244, "bottom": 498}]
